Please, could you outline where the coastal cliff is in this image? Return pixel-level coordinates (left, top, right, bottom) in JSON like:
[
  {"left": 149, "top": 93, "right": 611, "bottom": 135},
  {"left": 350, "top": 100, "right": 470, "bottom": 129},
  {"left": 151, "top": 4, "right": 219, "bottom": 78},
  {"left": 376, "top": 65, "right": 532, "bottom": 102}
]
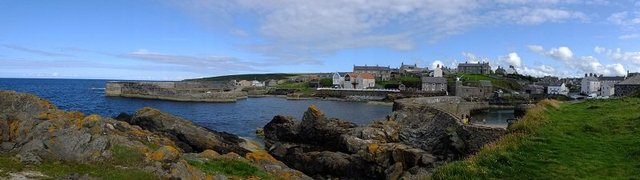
[
  {"left": 262, "top": 97, "right": 507, "bottom": 179},
  {"left": 0, "top": 90, "right": 308, "bottom": 179}
]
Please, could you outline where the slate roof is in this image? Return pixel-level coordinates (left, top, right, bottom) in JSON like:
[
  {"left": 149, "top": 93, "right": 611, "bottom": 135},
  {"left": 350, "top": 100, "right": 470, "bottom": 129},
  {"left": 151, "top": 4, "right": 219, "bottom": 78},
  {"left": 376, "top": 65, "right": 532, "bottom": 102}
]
[
  {"left": 618, "top": 76, "right": 640, "bottom": 85},
  {"left": 354, "top": 65, "right": 391, "bottom": 71}
]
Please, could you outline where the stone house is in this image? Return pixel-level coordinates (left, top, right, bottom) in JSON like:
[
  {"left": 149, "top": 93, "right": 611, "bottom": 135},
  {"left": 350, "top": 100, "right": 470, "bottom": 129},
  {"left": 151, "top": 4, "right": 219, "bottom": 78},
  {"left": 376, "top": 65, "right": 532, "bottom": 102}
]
[
  {"left": 525, "top": 84, "right": 545, "bottom": 95},
  {"left": 343, "top": 73, "right": 376, "bottom": 89},
  {"left": 581, "top": 73, "right": 626, "bottom": 96},
  {"left": 353, "top": 65, "right": 391, "bottom": 81},
  {"left": 421, "top": 77, "right": 447, "bottom": 93},
  {"left": 455, "top": 80, "right": 492, "bottom": 99},
  {"left": 400, "top": 63, "right": 427, "bottom": 75},
  {"left": 457, "top": 62, "right": 491, "bottom": 74},
  {"left": 614, "top": 75, "right": 640, "bottom": 96},
  {"left": 494, "top": 66, "right": 506, "bottom": 75},
  {"left": 547, "top": 83, "right": 569, "bottom": 96},
  {"left": 237, "top": 80, "right": 252, "bottom": 87}
]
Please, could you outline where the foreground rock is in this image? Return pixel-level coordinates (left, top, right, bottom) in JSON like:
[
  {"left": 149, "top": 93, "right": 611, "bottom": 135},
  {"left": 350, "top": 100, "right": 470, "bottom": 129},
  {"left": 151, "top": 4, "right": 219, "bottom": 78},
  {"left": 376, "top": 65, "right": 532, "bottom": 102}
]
[
  {"left": 121, "top": 107, "right": 252, "bottom": 155},
  {"left": 263, "top": 98, "right": 506, "bottom": 179},
  {"left": 0, "top": 90, "right": 309, "bottom": 179}
]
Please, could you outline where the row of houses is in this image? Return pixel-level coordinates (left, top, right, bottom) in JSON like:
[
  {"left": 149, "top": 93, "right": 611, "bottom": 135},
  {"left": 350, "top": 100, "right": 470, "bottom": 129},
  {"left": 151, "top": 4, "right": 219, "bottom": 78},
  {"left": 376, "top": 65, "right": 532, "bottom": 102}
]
[{"left": 332, "top": 72, "right": 376, "bottom": 89}]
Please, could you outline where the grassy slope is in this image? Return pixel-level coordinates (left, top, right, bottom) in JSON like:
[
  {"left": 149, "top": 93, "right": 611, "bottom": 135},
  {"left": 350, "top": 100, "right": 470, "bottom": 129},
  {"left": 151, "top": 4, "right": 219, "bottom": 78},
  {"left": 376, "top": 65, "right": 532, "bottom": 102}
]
[
  {"left": 186, "top": 73, "right": 298, "bottom": 82},
  {"left": 433, "top": 98, "right": 640, "bottom": 179}
]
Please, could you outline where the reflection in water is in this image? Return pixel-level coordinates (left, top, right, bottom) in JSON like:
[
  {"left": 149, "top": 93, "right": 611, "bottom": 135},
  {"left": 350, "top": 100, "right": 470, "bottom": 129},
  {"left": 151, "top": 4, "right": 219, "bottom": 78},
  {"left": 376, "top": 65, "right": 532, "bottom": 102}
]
[{"left": 471, "top": 109, "right": 515, "bottom": 126}]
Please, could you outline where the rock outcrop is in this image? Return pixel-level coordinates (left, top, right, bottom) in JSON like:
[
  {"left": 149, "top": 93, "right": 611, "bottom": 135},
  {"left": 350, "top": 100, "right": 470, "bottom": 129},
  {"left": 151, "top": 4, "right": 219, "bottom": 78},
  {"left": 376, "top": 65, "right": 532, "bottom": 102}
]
[
  {"left": 120, "top": 107, "right": 251, "bottom": 155},
  {"left": 263, "top": 98, "right": 506, "bottom": 179},
  {"left": 0, "top": 90, "right": 309, "bottom": 179}
]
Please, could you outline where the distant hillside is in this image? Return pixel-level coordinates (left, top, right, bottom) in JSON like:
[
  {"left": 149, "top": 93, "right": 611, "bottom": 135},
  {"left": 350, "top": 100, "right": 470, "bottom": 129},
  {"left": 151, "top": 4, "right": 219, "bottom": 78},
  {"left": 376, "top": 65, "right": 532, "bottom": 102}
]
[{"left": 185, "top": 73, "right": 299, "bottom": 82}]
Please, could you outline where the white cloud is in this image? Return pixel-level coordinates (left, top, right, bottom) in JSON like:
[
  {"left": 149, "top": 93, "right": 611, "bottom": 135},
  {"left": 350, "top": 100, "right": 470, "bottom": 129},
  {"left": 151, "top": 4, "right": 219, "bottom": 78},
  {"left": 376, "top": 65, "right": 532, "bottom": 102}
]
[
  {"left": 500, "top": 52, "right": 522, "bottom": 67},
  {"left": 608, "top": 11, "right": 640, "bottom": 26},
  {"left": 432, "top": 60, "right": 444, "bottom": 69},
  {"left": 547, "top": 46, "right": 574, "bottom": 61},
  {"left": 594, "top": 46, "right": 606, "bottom": 54},
  {"left": 169, "top": 0, "right": 592, "bottom": 63},
  {"left": 527, "top": 45, "right": 545, "bottom": 53},
  {"left": 618, "top": 34, "right": 640, "bottom": 39}
]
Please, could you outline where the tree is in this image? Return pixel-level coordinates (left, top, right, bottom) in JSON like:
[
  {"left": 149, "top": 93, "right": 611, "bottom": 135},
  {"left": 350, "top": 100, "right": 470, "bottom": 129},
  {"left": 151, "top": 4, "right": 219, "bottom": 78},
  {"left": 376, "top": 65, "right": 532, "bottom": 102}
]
[{"left": 319, "top": 78, "right": 333, "bottom": 87}]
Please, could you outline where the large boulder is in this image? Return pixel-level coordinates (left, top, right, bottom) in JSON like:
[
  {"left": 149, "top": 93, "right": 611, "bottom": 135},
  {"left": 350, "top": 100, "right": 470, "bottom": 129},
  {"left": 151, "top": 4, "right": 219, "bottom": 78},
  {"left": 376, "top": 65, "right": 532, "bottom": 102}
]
[{"left": 128, "top": 107, "right": 251, "bottom": 155}]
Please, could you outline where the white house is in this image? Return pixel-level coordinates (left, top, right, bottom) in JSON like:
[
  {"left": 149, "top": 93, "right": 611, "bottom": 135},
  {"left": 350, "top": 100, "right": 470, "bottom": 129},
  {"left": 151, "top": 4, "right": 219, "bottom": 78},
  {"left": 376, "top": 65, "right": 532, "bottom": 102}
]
[
  {"left": 581, "top": 75, "right": 600, "bottom": 95},
  {"left": 547, "top": 83, "right": 569, "bottom": 96},
  {"left": 332, "top": 72, "right": 349, "bottom": 88},
  {"left": 342, "top": 73, "right": 375, "bottom": 89},
  {"left": 433, "top": 64, "right": 443, "bottom": 77},
  {"left": 251, "top": 80, "right": 264, "bottom": 87}
]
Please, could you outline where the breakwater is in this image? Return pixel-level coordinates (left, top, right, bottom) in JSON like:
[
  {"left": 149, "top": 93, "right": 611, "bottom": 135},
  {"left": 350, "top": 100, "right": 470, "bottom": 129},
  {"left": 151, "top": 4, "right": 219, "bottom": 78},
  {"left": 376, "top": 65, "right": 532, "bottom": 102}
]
[{"left": 105, "top": 81, "right": 248, "bottom": 102}]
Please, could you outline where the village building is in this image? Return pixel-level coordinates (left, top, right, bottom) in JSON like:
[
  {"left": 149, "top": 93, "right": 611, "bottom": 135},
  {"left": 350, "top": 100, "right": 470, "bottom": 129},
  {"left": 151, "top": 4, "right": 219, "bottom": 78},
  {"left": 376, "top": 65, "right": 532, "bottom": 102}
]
[
  {"left": 525, "top": 84, "right": 545, "bottom": 95},
  {"left": 399, "top": 63, "right": 427, "bottom": 75},
  {"left": 251, "top": 80, "right": 264, "bottom": 87},
  {"left": 237, "top": 80, "right": 252, "bottom": 87},
  {"left": 457, "top": 62, "right": 491, "bottom": 74},
  {"left": 614, "top": 75, "right": 640, "bottom": 96},
  {"left": 421, "top": 77, "right": 447, "bottom": 93},
  {"left": 433, "top": 64, "right": 444, "bottom": 77},
  {"left": 581, "top": 73, "right": 626, "bottom": 96},
  {"left": 266, "top": 79, "right": 279, "bottom": 87},
  {"left": 332, "top": 72, "right": 349, "bottom": 88},
  {"left": 547, "top": 83, "right": 569, "bottom": 96},
  {"left": 455, "top": 79, "right": 492, "bottom": 99},
  {"left": 342, "top": 73, "right": 376, "bottom": 89},
  {"left": 353, "top": 65, "right": 392, "bottom": 81},
  {"left": 494, "top": 66, "right": 506, "bottom": 75}
]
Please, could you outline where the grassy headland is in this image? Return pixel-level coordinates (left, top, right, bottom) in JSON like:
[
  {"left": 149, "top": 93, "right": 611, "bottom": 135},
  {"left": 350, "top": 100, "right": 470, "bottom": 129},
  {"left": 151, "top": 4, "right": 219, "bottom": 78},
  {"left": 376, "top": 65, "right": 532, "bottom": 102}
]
[{"left": 432, "top": 98, "right": 640, "bottom": 179}]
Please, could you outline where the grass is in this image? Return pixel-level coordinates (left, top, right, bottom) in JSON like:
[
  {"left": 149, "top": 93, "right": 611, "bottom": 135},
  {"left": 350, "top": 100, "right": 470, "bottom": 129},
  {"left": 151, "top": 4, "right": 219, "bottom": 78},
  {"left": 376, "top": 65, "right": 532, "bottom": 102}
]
[
  {"left": 36, "top": 161, "right": 156, "bottom": 180},
  {"left": 432, "top": 98, "right": 640, "bottom": 179},
  {"left": 187, "top": 158, "right": 271, "bottom": 179},
  {"left": 0, "top": 155, "right": 23, "bottom": 176},
  {"left": 110, "top": 144, "right": 145, "bottom": 166}
]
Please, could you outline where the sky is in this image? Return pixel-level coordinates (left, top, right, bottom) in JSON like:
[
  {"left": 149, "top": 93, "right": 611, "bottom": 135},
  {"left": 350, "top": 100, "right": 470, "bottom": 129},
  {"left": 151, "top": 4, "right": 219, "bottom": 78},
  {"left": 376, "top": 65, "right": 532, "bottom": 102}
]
[{"left": 1, "top": 0, "right": 640, "bottom": 80}]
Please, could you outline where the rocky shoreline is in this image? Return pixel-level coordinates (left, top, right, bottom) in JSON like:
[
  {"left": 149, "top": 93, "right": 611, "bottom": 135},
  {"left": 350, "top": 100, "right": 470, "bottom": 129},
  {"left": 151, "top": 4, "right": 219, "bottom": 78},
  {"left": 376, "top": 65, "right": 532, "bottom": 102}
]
[
  {"left": 0, "top": 90, "right": 506, "bottom": 179},
  {"left": 262, "top": 98, "right": 506, "bottom": 179},
  {"left": 0, "top": 90, "right": 309, "bottom": 179}
]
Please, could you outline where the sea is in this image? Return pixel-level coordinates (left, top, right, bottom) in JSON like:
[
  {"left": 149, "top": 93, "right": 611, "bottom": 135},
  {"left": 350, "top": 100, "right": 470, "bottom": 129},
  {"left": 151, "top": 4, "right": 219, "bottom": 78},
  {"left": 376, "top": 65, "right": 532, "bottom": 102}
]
[{"left": 0, "top": 78, "right": 392, "bottom": 139}]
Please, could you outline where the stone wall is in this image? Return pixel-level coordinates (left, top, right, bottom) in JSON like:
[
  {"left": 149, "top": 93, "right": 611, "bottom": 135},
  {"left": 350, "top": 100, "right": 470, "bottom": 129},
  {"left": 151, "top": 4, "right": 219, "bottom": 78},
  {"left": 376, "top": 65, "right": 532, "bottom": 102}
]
[
  {"left": 105, "top": 81, "right": 247, "bottom": 102},
  {"left": 615, "top": 84, "right": 640, "bottom": 96}
]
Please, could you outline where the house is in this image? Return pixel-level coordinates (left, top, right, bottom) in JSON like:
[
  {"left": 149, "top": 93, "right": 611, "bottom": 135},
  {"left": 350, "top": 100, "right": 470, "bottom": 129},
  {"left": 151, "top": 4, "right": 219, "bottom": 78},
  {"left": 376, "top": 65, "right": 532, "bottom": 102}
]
[
  {"left": 421, "top": 77, "right": 447, "bottom": 93},
  {"left": 342, "top": 73, "right": 376, "bottom": 89},
  {"left": 251, "top": 80, "right": 264, "bottom": 87},
  {"left": 494, "top": 66, "right": 506, "bottom": 75},
  {"left": 581, "top": 73, "right": 626, "bottom": 96},
  {"left": 614, "top": 75, "right": 640, "bottom": 96},
  {"left": 599, "top": 76, "right": 626, "bottom": 97},
  {"left": 332, "top": 72, "right": 349, "bottom": 88},
  {"left": 433, "top": 64, "right": 443, "bottom": 77},
  {"left": 581, "top": 74, "right": 600, "bottom": 95},
  {"left": 547, "top": 83, "right": 569, "bottom": 96},
  {"left": 237, "top": 80, "right": 252, "bottom": 87},
  {"left": 266, "top": 79, "right": 279, "bottom": 87},
  {"left": 457, "top": 62, "right": 491, "bottom": 74},
  {"left": 455, "top": 80, "right": 492, "bottom": 99},
  {"left": 353, "top": 65, "right": 392, "bottom": 81},
  {"left": 525, "top": 84, "right": 545, "bottom": 95},
  {"left": 400, "top": 63, "right": 426, "bottom": 75}
]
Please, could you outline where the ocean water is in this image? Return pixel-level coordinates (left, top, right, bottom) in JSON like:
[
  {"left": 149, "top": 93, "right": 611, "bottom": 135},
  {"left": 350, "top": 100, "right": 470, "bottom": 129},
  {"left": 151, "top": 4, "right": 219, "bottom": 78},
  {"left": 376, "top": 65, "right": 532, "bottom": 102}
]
[{"left": 0, "top": 78, "right": 392, "bottom": 138}]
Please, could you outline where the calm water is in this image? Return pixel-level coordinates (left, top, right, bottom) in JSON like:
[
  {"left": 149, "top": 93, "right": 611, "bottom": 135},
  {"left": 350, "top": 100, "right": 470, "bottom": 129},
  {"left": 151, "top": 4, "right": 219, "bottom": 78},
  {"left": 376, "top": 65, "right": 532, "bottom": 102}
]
[
  {"left": 471, "top": 109, "right": 515, "bottom": 126},
  {"left": 0, "top": 78, "right": 391, "bottom": 138}
]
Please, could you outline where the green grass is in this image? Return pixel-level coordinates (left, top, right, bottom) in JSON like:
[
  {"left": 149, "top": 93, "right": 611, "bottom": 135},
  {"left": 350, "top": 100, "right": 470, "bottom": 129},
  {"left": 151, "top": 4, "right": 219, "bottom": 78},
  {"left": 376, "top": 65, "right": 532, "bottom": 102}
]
[
  {"left": 0, "top": 155, "right": 23, "bottom": 176},
  {"left": 432, "top": 98, "right": 640, "bottom": 179},
  {"left": 110, "top": 144, "right": 145, "bottom": 166},
  {"left": 36, "top": 161, "right": 156, "bottom": 180},
  {"left": 187, "top": 158, "right": 271, "bottom": 179}
]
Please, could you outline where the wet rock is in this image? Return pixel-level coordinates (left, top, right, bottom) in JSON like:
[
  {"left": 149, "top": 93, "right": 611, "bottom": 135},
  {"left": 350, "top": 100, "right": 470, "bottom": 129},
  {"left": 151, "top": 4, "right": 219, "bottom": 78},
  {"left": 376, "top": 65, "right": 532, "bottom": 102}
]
[{"left": 129, "top": 107, "right": 250, "bottom": 155}]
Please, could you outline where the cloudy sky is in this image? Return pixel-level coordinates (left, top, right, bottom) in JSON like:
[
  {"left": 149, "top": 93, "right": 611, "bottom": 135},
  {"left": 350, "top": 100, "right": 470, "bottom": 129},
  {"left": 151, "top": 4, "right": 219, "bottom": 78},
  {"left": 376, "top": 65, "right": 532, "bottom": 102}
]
[{"left": 1, "top": 0, "right": 640, "bottom": 80}]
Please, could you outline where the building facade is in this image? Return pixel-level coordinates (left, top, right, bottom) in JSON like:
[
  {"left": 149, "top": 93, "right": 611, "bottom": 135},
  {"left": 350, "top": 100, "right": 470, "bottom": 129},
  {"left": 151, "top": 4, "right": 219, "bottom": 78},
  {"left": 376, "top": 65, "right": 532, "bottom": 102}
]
[
  {"left": 421, "top": 77, "right": 447, "bottom": 93},
  {"left": 342, "top": 73, "right": 376, "bottom": 89},
  {"left": 615, "top": 76, "right": 640, "bottom": 96},
  {"left": 457, "top": 62, "right": 491, "bottom": 74},
  {"left": 581, "top": 73, "right": 626, "bottom": 96},
  {"left": 353, "top": 65, "right": 392, "bottom": 81},
  {"left": 547, "top": 83, "right": 569, "bottom": 96}
]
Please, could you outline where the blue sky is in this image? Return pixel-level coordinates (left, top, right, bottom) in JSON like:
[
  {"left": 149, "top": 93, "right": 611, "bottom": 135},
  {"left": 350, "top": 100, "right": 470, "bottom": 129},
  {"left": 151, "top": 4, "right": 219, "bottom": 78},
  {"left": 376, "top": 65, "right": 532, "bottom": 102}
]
[{"left": 1, "top": 0, "right": 640, "bottom": 80}]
